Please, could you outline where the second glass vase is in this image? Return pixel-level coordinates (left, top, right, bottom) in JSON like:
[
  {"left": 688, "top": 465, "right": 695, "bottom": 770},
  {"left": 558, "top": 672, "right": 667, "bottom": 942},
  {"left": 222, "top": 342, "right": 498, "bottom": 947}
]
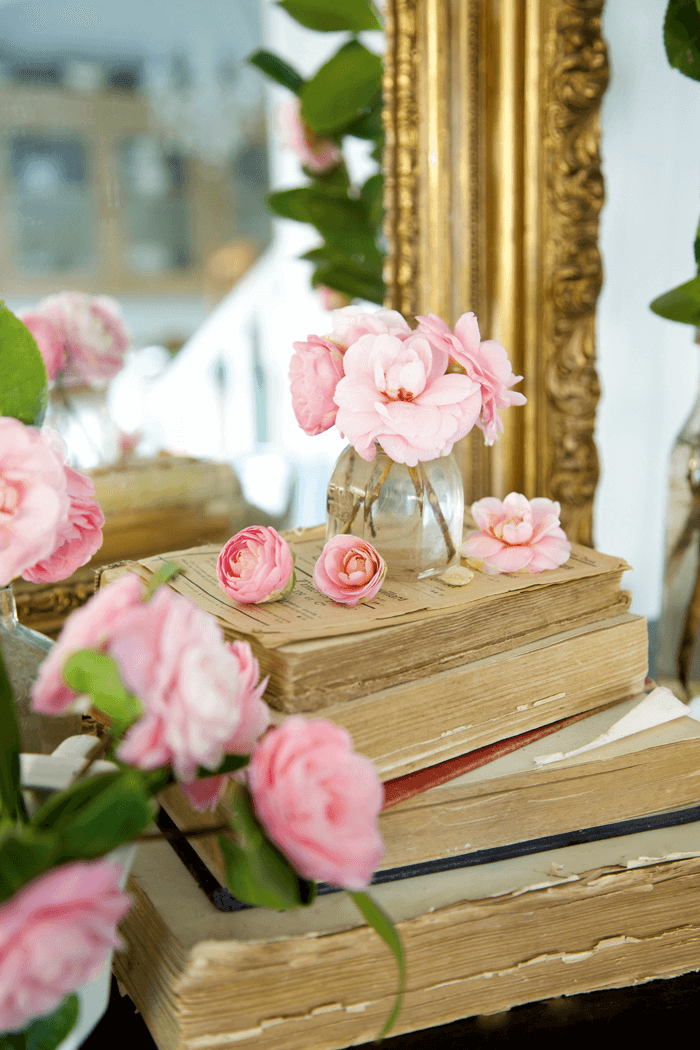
[{"left": 326, "top": 445, "right": 464, "bottom": 580}]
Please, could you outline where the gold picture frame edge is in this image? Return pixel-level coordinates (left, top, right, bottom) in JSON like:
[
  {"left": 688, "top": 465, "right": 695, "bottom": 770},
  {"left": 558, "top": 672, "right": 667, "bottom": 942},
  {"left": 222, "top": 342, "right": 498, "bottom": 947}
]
[{"left": 383, "top": 0, "right": 608, "bottom": 544}]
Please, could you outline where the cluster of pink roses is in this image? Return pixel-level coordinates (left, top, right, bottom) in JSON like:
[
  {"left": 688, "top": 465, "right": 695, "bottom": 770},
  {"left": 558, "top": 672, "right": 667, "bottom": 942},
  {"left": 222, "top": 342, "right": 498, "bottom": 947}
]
[
  {"left": 217, "top": 526, "right": 386, "bottom": 607},
  {"left": 290, "top": 307, "right": 526, "bottom": 466},
  {"left": 0, "top": 417, "right": 104, "bottom": 588},
  {"left": 19, "top": 291, "right": 130, "bottom": 386}
]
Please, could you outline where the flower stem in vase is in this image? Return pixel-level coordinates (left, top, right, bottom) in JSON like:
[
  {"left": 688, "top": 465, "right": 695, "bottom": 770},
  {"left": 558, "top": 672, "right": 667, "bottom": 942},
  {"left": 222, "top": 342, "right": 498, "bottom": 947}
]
[
  {"left": 421, "top": 469, "right": 457, "bottom": 562},
  {"left": 364, "top": 459, "right": 393, "bottom": 537}
]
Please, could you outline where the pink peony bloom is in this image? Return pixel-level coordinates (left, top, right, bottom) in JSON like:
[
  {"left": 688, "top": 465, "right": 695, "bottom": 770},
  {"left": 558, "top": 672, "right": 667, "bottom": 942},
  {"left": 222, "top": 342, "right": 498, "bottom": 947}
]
[
  {"left": 314, "top": 535, "right": 386, "bottom": 605},
  {"left": 246, "top": 716, "right": 384, "bottom": 890},
  {"left": 461, "top": 493, "right": 572, "bottom": 574},
  {"left": 330, "top": 306, "right": 412, "bottom": 350},
  {"left": 217, "top": 526, "right": 295, "bottom": 604},
  {"left": 31, "top": 573, "right": 146, "bottom": 715},
  {"left": 290, "top": 334, "right": 345, "bottom": 436},
  {"left": 29, "top": 291, "right": 130, "bottom": 386},
  {"left": 316, "top": 286, "right": 351, "bottom": 312},
  {"left": 112, "top": 594, "right": 270, "bottom": 781},
  {"left": 333, "top": 332, "right": 481, "bottom": 465},
  {"left": 415, "top": 312, "right": 526, "bottom": 445},
  {"left": 282, "top": 97, "right": 342, "bottom": 174},
  {"left": 22, "top": 431, "right": 104, "bottom": 584},
  {"left": 0, "top": 858, "right": 131, "bottom": 1033},
  {"left": 0, "top": 418, "right": 70, "bottom": 587},
  {"left": 17, "top": 312, "right": 65, "bottom": 381}
]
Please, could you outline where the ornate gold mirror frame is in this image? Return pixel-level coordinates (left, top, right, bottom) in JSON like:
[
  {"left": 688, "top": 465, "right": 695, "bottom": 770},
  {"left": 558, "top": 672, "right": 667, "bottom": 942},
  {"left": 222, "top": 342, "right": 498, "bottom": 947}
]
[{"left": 382, "top": 0, "right": 608, "bottom": 543}]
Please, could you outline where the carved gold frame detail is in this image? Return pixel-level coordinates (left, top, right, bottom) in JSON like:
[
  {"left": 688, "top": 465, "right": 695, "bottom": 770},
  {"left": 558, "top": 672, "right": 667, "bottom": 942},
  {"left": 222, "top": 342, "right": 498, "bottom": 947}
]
[{"left": 383, "top": 0, "right": 608, "bottom": 543}]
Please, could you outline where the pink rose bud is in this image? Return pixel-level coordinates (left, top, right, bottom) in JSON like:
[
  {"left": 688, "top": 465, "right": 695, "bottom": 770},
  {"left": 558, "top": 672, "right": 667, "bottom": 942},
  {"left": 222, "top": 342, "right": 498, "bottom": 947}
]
[
  {"left": 17, "top": 311, "right": 66, "bottom": 381},
  {"left": 313, "top": 535, "right": 386, "bottom": 605},
  {"left": 289, "top": 334, "right": 345, "bottom": 436},
  {"left": 246, "top": 716, "right": 385, "bottom": 890},
  {"left": 0, "top": 858, "right": 131, "bottom": 1032},
  {"left": 461, "top": 493, "right": 572, "bottom": 574},
  {"left": 282, "top": 97, "right": 342, "bottom": 174},
  {"left": 217, "top": 526, "right": 295, "bottom": 604}
]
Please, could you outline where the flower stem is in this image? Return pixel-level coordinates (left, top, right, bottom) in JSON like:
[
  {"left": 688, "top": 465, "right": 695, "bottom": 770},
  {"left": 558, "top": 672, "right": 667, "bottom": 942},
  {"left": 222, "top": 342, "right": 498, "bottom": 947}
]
[
  {"left": 365, "top": 459, "right": 393, "bottom": 537},
  {"left": 422, "top": 471, "right": 456, "bottom": 561}
]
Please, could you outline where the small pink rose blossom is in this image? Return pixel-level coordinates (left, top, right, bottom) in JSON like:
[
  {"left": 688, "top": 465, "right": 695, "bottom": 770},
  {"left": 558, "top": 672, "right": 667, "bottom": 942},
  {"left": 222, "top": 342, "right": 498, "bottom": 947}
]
[
  {"left": 316, "top": 285, "right": 351, "bottom": 311},
  {"left": 333, "top": 332, "right": 481, "bottom": 465},
  {"left": 31, "top": 573, "right": 146, "bottom": 715},
  {"left": 22, "top": 432, "right": 104, "bottom": 584},
  {"left": 17, "top": 312, "right": 65, "bottom": 381},
  {"left": 180, "top": 775, "right": 230, "bottom": 813},
  {"left": 290, "top": 334, "right": 345, "bottom": 435},
  {"left": 313, "top": 535, "right": 386, "bottom": 606},
  {"left": 217, "top": 526, "right": 295, "bottom": 604},
  {"left": 415, "top": 312, "right": 526, "bottom": 445},
  {"left": 0, "top": 859, "right": 131, "bottom": 1033},
  {"left": 461, "top": 493, "right": 572, "bottom": 574},
  {"left": 282, "top": 97, "right": 342, "bottom": 174},
  {"left": 330, "top": 306, "right": 412, "bottom": 350},
  {"left": 246, "top": 716, "right": 385, "bottom": 890},
  {"left": 0, "top": 418, "right": 70, "bottom": 587},
  {"left": 29, "top": 291, "right": 130, "bottom": 386}
]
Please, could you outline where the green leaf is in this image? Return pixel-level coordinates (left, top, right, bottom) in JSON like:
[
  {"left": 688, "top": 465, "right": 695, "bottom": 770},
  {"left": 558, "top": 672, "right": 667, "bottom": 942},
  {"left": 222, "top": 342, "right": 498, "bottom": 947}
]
[
  {"left": 349, "top": 891, "right": 405, "bottom": 1039},
  {"left": 301, "top": 41, "right": 383, "bottom": 135},
  {"left": 665, "top": 0, "right": 700, "bottom": 80},
  {"left": 196, "top": 753, "right": 249, "bottom": 779},
  {"left": 23, "top": 993, "right": 79, "bottom": 1050},
  {"left": 218, "top": 787, "right": 315, "bottom": 910},
  {"left": 0, "top": 827, "right": 61, "bottom": 904},
  {"left": 0, "top": 647, "right": 25, "bottom": 824},
  {"left": 248, "top": 50, "right": 304, "bottom": 94},
  {"left": 344, "top": 96, "right": 384, "bottom": 140},
  {"left": 61, "top": 650, "right": 142, "bottom": 731},
  {"left": 312, "top": 262, "right": 385, "bottom": 305},
  {"left": 0, "top": 303, "right": 48, "bottom": 425},
  {"left": 144, "top": 560, "right": 181, "bottom": 600},
  {"left": 650, "top": 273, "right": 700, "bottom": 324},
  {"left": 277, "top": 0, "right": 381, "bottom": 32},
  {"left": 360, "top": 172, "right": 384, "bottom": 229},
  {"left": 268, "top": 187, "right": 376, "bottom": 256}
]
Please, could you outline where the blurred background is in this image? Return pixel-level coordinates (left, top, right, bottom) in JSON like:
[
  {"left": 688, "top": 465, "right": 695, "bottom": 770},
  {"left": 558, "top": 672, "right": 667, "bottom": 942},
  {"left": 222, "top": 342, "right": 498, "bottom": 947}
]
[{"left": 1, "top": 0, "right": 699, "bottom": 625}]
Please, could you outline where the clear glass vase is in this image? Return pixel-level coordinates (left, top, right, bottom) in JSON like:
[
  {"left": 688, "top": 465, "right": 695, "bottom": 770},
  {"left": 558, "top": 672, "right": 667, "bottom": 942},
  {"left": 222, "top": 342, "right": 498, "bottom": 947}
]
[
  {"left": 0, "top": 585, "right": 81, "bottom": 753},
  {"left": 326, "top": 445, "right": 464, "bottom": 580},
  {"left": 44, "top": 381, "right": 121, "bottom": 471},
  {"left": 657, "top": 383, "right": 700, "bottom": 695}
]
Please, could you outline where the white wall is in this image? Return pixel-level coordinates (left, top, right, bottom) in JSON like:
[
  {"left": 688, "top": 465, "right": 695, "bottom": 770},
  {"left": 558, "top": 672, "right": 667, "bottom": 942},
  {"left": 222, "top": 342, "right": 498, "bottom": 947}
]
[{"left": 595, "top": 0, "right": 700, "bottom": 619}]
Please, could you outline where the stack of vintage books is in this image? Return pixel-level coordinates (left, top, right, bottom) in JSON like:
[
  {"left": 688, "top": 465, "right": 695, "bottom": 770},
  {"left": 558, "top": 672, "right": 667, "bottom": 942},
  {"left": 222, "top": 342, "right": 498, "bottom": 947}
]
[{"left": 102, "top": 528, "right": 700, "bottom": 1050}]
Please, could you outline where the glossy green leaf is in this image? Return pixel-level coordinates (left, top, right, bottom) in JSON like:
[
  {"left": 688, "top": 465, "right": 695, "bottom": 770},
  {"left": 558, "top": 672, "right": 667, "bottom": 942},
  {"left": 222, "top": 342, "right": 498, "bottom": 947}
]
[
  {"left": 61, "top": 650, "right": 142, "bottom": 730},
  {"left": 23, "top": 993, "right": 79, "bottom": 1050},
  {"left": 665, "top": 0, "right": 700, "bottom": 80},
  {"left": 218, "top": 787, "right": 315, "bottom": 910},
  {"left": 0, "top": 303, "right": 48, "bottom": 425},
  {"left": 650, "top": 273, "right": 700, "bottom": 324},
  {"left": 30, "top": 770, "right": 123, "bottom": 834},
  {"left": 144, "top": 560, "right": 182, "bottom": 600},
  {"left": 301, "top": 41, "right": 383, "bottom": 135},
  {"left": 0, "top": 648, "right": 25, "bottom": 823},
  {"left": 312, "top": 262, "right": 385, "bottom": 305},
  {"left": 277, "top": 0, "right": 381, "bottom": 32},
  {"left": 349, "top": 891, "right": 405, "bottom": 1039},
  {"left": 0, "top": 827, "right": 61, "bottom": 904},
  {"left": 344, "top": 97, "right": 384, "bottom": 140},
  {"left": 268, "top": 187, "right": 376, "bottom": 256},
  {"left": 248, "top": 50, "right": 304, "bottom": 94},
  {"left": 360, "top": 172, "right": 384, "bottom": 229}
]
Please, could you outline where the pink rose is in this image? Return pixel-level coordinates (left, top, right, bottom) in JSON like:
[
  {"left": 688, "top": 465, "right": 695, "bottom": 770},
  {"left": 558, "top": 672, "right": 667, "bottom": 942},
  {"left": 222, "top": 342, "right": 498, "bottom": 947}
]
[
  {"left": 333, "top": 332, "right": 481, "bottom": 465},
  {"left": 461, "top": 493, "right": 572, "bottom": 574},
  {"left": 290, "top": 334, "right": 345, "bottom": 435},
  {"left": 217, "top": 526, "right": 295, "bottom": 604},
  {"left": 22, "top": 431, "right": 104, "bottom": 584},
  {"left": 17, "top": 312, "right": 65, "bottom": 381},
  {"left": 415, "top": 312, "right": 526, "bottom": 445},
  {"left": 282, "top": 97, "right": 342, "bottom": 174},
  {"left": 30, "top": 291, "right": 130, "bottom": 385},
  {"left": 0, "top": 418, "right": 70, "bottom": 587},
  {"left": 0, "top": 859, "right": 131, "bottom": 1032},
  {"left": 31, "top": 573, "right": 146, "bottom": 715},
  {"left": 246, "top": 716, "right": 384, "bottom": 890},
  {"left": 330, "top": 306, "right": 412, "bottom": 350},
  {"left": 314, "top": 535, "right": 386, "bottom": 605},
  {"left": 316, "top": 286, "right": 351, "bottom": 312}
]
